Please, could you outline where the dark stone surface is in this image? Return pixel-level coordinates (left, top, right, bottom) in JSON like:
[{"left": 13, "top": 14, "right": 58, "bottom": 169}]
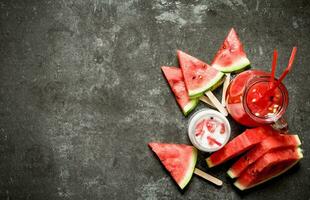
[{"left": 0, "top": 0, "right": 310, "bottom": 199}]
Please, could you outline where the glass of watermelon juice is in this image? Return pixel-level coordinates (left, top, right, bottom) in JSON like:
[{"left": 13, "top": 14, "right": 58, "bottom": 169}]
[
  {"left": 225, "top": 70, "right": 289, "bottom": 129},
  {"left": 188, "top": 109, "right": 231, "bottom": 152}
]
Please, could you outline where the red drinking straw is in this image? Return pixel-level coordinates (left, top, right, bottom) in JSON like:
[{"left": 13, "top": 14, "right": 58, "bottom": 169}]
[
  {"left": 256, "top": 47, "right": 297, "bottom": 104},
  {"left": 270, "top": 47, "right": 297, "bottom": 91},
  {"left": 270, "top": 49, "right": 278, "bottom": 88}
]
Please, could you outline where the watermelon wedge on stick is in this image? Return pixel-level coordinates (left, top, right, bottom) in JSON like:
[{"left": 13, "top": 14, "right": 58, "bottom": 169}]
[
  {"left": 177, "top": 50, "right": 224, "bottom": 99},
  {"left": 177, "top": 50, "right": 227, "bottom": 115},
  {"left": 206, "top": 126, "right": 277, "bottom": 168},
  {"left": 149, "top": 142, "right": 222, "bottom": 189},
  {"left": 161, "top": 66, "right": 198, "bottom": 116},
  {"left": 211, "top": 28, "right": 250, "bottom": 73},
  {"left": 234, "top": 147, "right": 303, "bottom": 190},
  {"left": 227, "top": 134, "right": 301, "bottom": 178}
]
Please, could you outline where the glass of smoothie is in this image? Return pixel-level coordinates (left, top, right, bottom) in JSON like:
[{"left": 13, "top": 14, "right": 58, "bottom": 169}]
[
  {"left": 188, "top": 109, "right": 231, "bottom": 152},
  {"left": 225, "top": 70, "right": 289, "bottom": 130}
]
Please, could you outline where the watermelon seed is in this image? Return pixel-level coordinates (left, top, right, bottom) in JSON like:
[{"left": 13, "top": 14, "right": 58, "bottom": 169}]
[
  {"left": 192, "top": 76, "right": 196, "bottom": 80},
  {"left": 195, "top": 131, "right": 202, "bottom": 136},
  {"left": 198, "top": 75, "right": 202, "bottom": 79},
  {"left": 269, "top": 96, "right": 274, "bottom": 101}
]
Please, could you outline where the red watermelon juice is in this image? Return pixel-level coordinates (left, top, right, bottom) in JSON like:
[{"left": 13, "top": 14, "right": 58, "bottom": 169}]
[{"left": 225, "top": 70, "right": 289, "bottom": 127}]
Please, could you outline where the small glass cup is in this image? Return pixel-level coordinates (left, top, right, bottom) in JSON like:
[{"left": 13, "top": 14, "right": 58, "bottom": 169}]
[{"left": 188, "top": 109, "right": 231, "bottom": 152}]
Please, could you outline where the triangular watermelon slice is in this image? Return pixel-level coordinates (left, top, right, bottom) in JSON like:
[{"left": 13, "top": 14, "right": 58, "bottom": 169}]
[
  {"left": 206, "top": 126, "right": 277, "bottom": 168},
  {"left": 177, "top": 50, "right": 224, "bottom": 99},
  {"left": 234, "top": 147, "right": 303, "bottom": 190},
  {"left": 211, "top": 28, "right": 250, "bottom": 72},
  {"left": 161, "top": 66, "right": 198, "bottom": 116},
  {"left": 227, "top": 134, "right": 301, "bottom": 179},
  {"left": 148, "top": 142, "right": 197, "bottom": 189}
]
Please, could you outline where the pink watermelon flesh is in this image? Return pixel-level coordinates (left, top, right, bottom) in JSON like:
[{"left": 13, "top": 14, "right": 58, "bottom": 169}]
[
  {"left": 161, "top": 66, "right": 198, "bottom": 116},
  {"left": 228, "top": 134, "right": 301, "bottom": 178},
  {"left": 211, "top": 28, "right": 250, "bottom": 73},
  {"left": 177, "top": 50, "right": 224, "bottom": 98},
  {"left": 195, "top": 119, "right": 206, "bottom": 136},
  {"left": 234, "top": 147, "right": 303, "bottom": 190},
  {"left": 206, "top": 126, "right": 277, "bottom": 168},
  {"left": 205, "top": 118, "right": 218, "bottom": 133},
  {"left": 148, "top": 142, "right": 197, "bottom": 189}
]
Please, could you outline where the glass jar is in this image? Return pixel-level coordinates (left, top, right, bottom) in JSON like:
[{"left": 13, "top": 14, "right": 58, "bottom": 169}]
[{"left": 225, "top": 70, "right": 289, "bottom": 130}]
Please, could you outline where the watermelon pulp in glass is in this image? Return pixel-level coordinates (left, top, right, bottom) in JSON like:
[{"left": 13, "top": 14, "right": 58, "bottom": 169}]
[
  {"left": 177, "top": 50, "right": 224, "bottom": 99},
  {"left": 211, "top": 28, "right": 250, "bottom": 73},
  {"left": 148, "top": 142, "right": 197, "bottom": 189},
  {"left": 234, "top": 147, "right": 303, "bottom": 190},
  {"left": 206, "top": 126, "right": 277, "bottom": 168},
  {"left": 225, "top": 70, "right": 269, "bottom": 127},
  {"left": 161, "top": 66, "right": 198, "bottom": 116},
  {"left": 227, "top": 134, "right": 301, "bottom": 178}
]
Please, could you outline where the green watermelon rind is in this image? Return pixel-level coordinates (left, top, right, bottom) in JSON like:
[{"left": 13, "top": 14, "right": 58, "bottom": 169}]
[
  {"left": 212, "top": 57, "right": 250, "bottom": 73},
  {"left": 234, "top": 148, "right": 303, "bottom": 191},
  {"left": 206, "top": 157, "right": 215, "bottom": 168},
  {"left": 178, "top": 147, "right": 198, "bottom": 189},
  {"left": 210, "top": 75, "right": 225, "bottom": 91},
  {"left": 188, "top": 72, "right": 224, "bottom": 99},
  {"left": 227, "top": 135, "right": 301, "bottom": 179},
  {"left": 182, "top": 99, "right": 199, "bottom": 116},
  {"left": 227, "top": 169, "right": 236, "bottom": 179}
]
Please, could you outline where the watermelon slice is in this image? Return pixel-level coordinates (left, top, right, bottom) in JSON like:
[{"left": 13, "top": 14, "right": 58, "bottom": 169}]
[
  {"left": 161, "top": 66, "right": 198, "bottom": 116},
  {"left": 206, "top": 126, "right": 277, "bottom": 168},
  {"left": 211, "top": 28, "right": 250, "bottom": 72},
  {"left": 227, "top": 134, "right": 301, "bottom": 178},
  {"left": 148, "top": 143, "right": 197, "bottom": 189},
  {"left": 177, "top": 50, "right": 224, "bottom": 98},
  {"left": 234, "top": 147, "right": 303, "bottom": 190}
]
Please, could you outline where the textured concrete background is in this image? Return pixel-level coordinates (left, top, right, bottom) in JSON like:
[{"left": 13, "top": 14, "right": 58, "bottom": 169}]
[{"left": 0, "top": 0, "right": 310, "bottom": 199}]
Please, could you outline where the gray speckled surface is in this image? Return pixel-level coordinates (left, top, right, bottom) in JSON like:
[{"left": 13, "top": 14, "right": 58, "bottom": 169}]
[{"left": 0, "top": 0, "right": 310, "bottom": 199}]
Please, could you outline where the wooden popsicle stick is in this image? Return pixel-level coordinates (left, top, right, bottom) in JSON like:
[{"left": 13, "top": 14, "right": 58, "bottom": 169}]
[
  {"left": 205, "top": 91, "right": 228, "bottom": 116},
  {"left": 194, "top": 168, "right": 223, "bottom": 186},
  {"left": 199, "top": 96, "right": 216, "bottom": 108},
  {"left": 221, "top": 73, "right": 231, "bottom": 106}
]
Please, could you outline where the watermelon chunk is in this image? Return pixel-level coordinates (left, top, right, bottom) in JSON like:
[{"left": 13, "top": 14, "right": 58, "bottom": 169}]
[
  {"left": 206, "top": 126, "right": 277, "bottom": 168},
  {"left": 148, "top": 143, "right": 197, "bottom": 189},
  {"left": 211, "top": 28, "right": 250, "bottom": 72},
  {"left": 234, "top": 147, "right": 303, "bottom": 190},
  {"left": 177, "top": 50, "right": 224, "bottom": 98},
  {"left": 227, "top": 134, "right": 301, "bottom": 178},
  {"left": 161, "top": 66, "right": 198, "bottom": 116}
]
